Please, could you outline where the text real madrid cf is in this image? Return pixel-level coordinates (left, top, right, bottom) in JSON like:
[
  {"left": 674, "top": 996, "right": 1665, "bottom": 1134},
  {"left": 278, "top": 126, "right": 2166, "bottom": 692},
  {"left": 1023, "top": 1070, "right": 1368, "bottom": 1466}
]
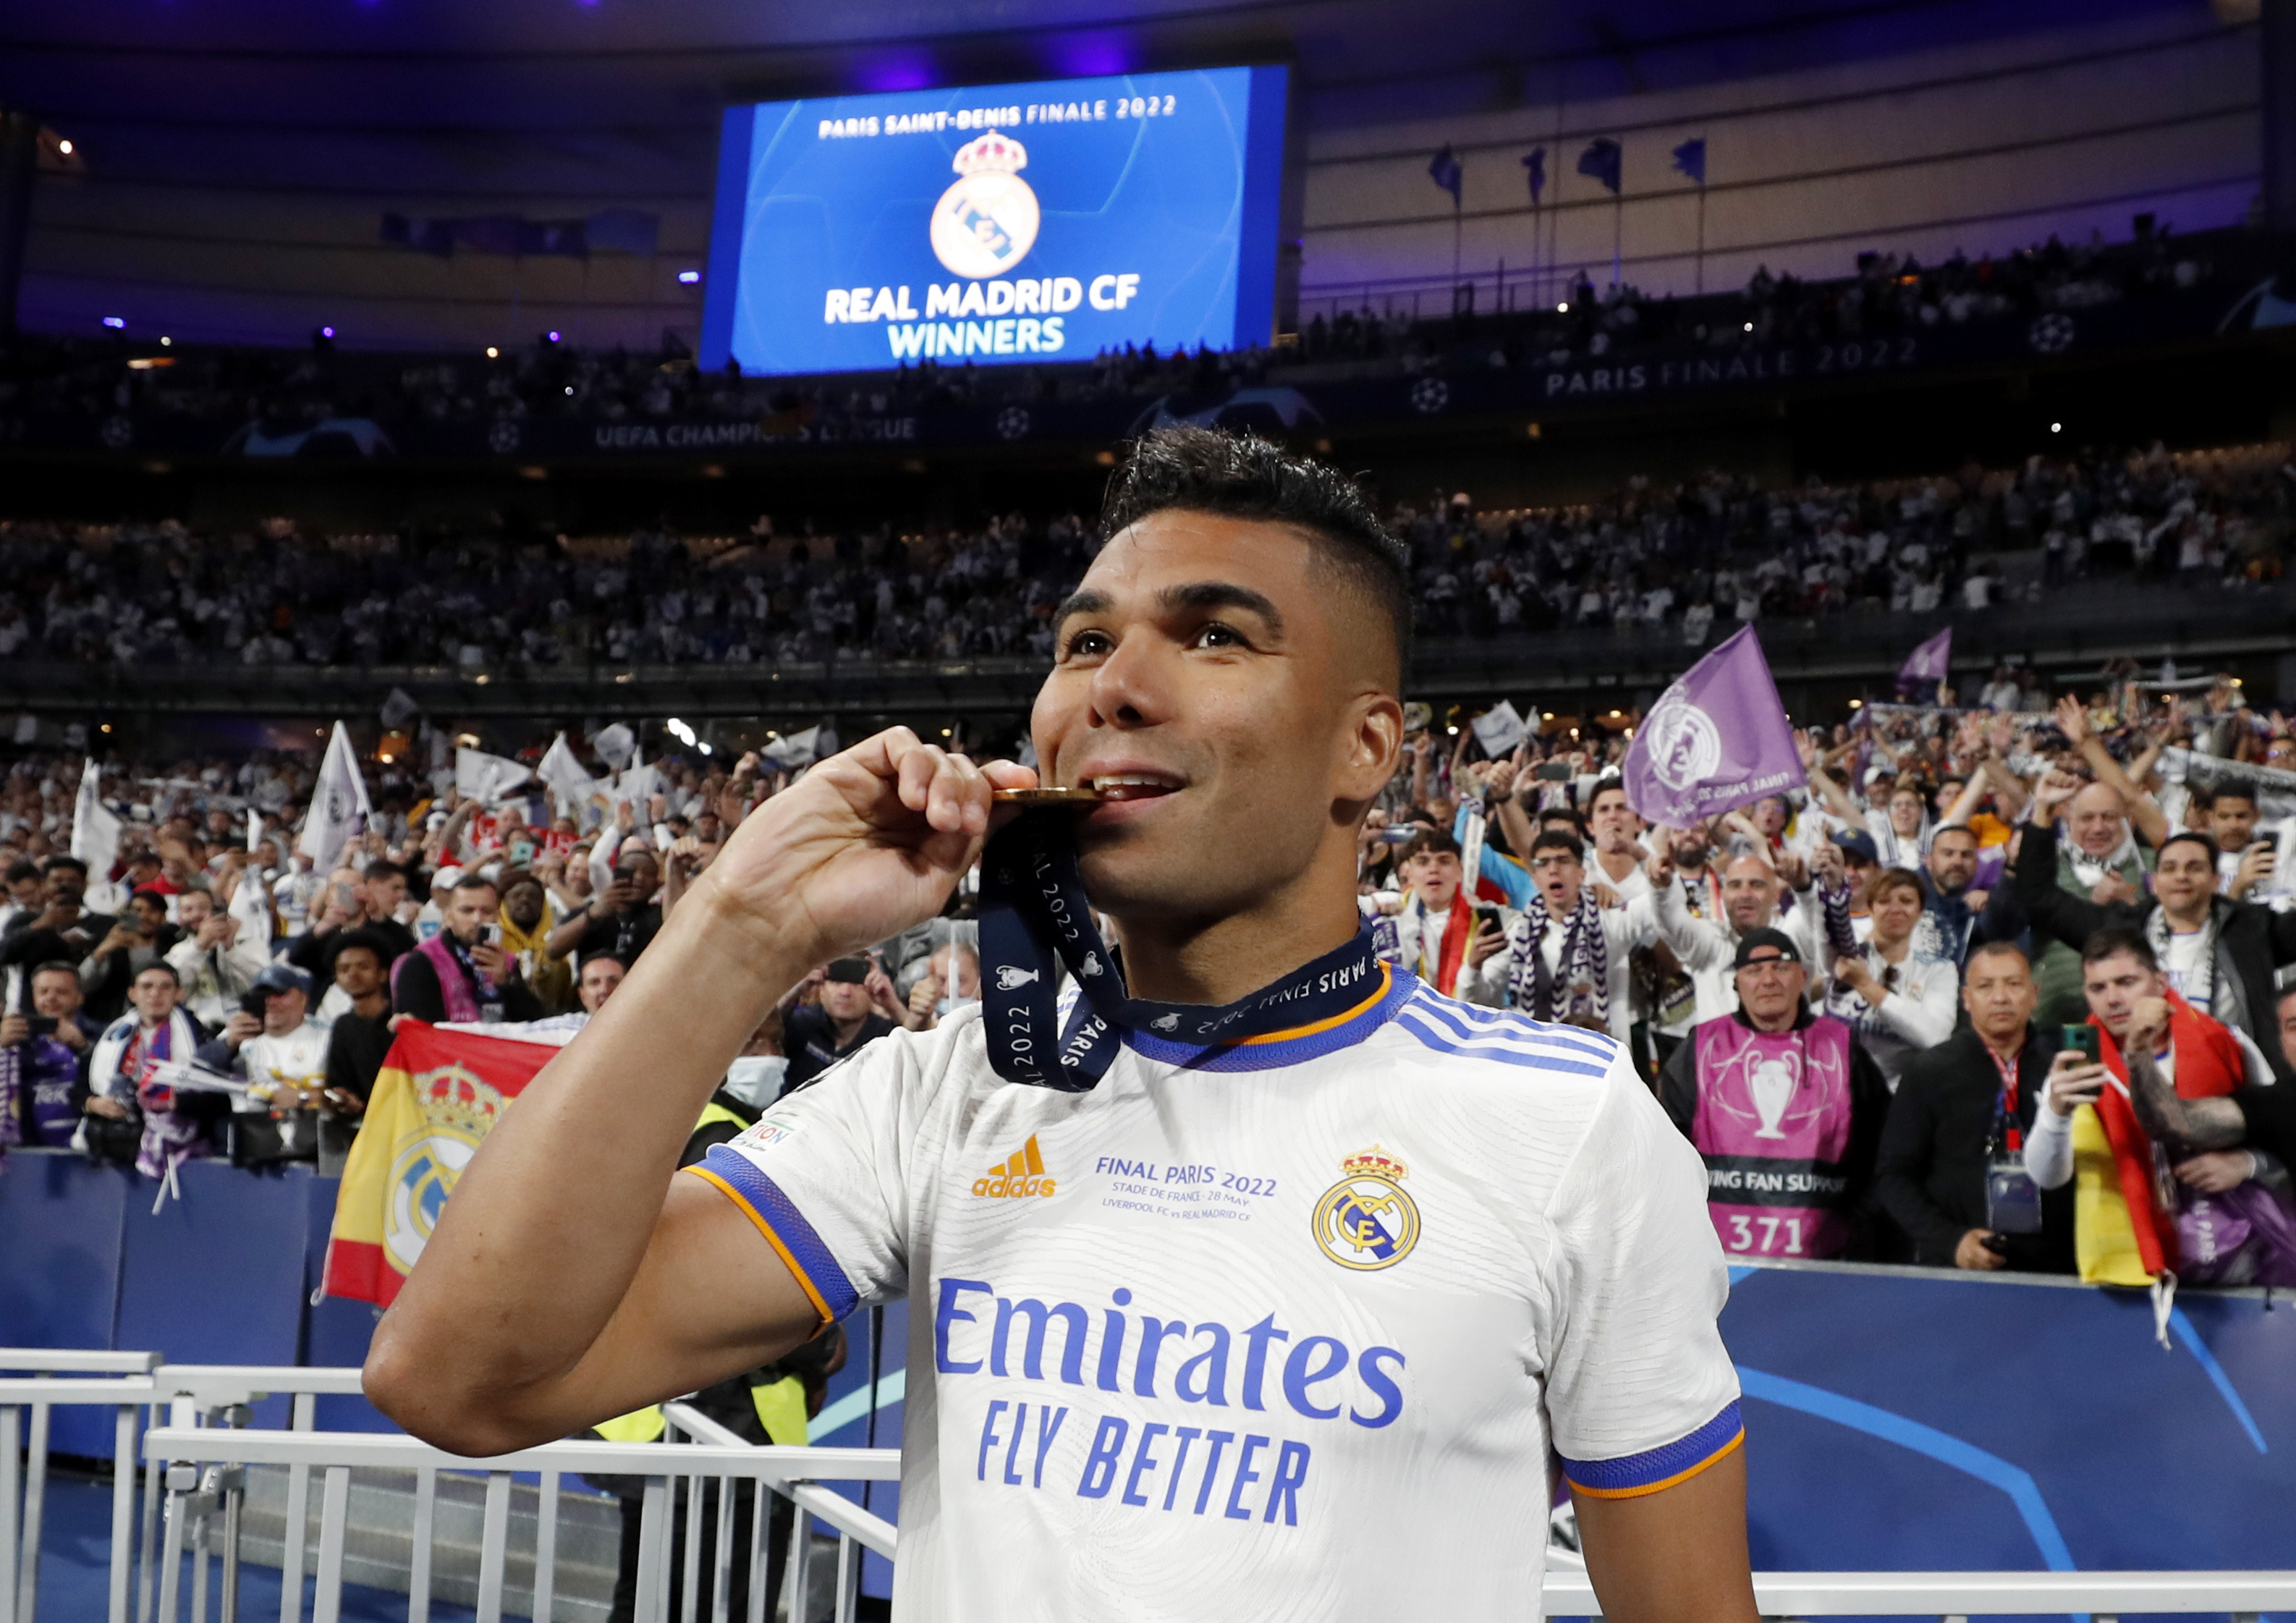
[
  {"left": 936, "top": 1276, "right": 1405, "bottom": 1527},
  {"left": 821, "top": 276, "right": 1143, "bottom": 360}
]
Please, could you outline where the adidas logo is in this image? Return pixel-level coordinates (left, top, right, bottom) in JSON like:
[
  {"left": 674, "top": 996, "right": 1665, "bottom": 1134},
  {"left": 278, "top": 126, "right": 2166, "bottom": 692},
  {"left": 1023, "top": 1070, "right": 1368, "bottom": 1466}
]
[{"left": 971, "top": 1134, "right": 1058, "bottom": 1199}]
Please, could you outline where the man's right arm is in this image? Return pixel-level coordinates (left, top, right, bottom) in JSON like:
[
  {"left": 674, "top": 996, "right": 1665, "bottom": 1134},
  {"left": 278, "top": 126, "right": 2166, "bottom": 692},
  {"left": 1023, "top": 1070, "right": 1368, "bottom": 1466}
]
[{"left": 364, "top": 730, "right": 1027, "bottom": 1456}]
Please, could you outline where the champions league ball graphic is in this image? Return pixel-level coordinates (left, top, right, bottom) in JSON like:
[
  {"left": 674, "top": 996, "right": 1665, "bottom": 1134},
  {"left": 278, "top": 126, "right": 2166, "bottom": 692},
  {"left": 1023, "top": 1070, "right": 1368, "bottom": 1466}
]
[{"left": 931, "top": 130, "right": 1041, "bottom": 280}]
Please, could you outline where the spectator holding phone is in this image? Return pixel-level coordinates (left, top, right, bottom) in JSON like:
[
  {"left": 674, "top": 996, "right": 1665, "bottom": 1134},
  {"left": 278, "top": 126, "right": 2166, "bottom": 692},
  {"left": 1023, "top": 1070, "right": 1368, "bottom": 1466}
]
[
  {"left": 550, "top": 846, "right": 661, "bottom": 970},
  {"left": 1876, "top": 943, "right": 2072, "bottom": 1273},
  {"left": 1476, "top": 829, "right": 1656, "bottom": 1041},
  {"left": 289, "top": 859, "right": 415, "bottom": 980},
  {"left": 166, "top": 886, "right": 270, "bottom": 1030},
  {"left": 1376, "top": 829, "right": 1508, "bottom": 1001},
  {"left": 1, "top": 961, "right": 99, "bottom": 1148},
  {"left": 781, "top": 957, "right": 897, "bottom": 1095},
  {"left": 1822, "top": 868, "right": 1959, "bottom": 1089},
  {"left": 78, "top": 888, "right": 183, "bottom": 1023},
  {"left": 392, "top": 875, "right": 544, "bottom": 1025}
]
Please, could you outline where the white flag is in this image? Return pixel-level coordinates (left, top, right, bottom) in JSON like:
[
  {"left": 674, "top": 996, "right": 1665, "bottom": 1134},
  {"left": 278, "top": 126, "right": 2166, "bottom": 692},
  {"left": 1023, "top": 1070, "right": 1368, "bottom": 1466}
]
[
  {"left": 247, "top": 807, "right": 263, "bottom": 854},
  {"left": 299, "top": 721, "right": 371, "bottom": 873},
  {"left": 456, "top": 746, "right": 533, "bottom": 805},
  {"left": 615, "top": 746, "right": 663, "bottom": 811},
  {"left": 228, "top": 863, "right": 273, "bottom": 954},
  {"left": 593, "top": 722, "right": 636, "bottom": 772},
  {"left": 763, "top": 726, "right": 821, "bottom": 768},
  {"left": 536, "top": 732, "right": 596, "bottom": 805},
  {"left": 1470, "top": 700, "right": 1528, "bottom": 760},
  {"left": 72, "top": 758, "right": 123, "bottom": 911},
  {"left": 1459, "top": 807, "right": 1486, "bottom": 907}
]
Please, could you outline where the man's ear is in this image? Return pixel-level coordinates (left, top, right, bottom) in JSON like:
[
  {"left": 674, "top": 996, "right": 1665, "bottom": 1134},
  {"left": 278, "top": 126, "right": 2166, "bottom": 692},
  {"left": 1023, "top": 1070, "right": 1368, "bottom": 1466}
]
[{"left": 1337, "top": 693, "right": 1406, "bottom": 808}]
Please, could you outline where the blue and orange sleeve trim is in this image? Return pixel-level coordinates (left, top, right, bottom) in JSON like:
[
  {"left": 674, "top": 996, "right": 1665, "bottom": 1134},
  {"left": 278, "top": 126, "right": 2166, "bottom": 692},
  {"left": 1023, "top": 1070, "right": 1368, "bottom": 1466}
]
[
  {"left": 687, "top": 1145, "right": 860, "bottom": 1326},
  {"left": 1559, "top": 1400, "right": 1745, "bottom": 1499}
]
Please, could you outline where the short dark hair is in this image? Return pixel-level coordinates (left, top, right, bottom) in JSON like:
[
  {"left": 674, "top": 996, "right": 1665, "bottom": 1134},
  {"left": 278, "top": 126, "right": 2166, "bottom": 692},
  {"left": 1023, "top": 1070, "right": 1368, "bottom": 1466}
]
[
  {"left": 128, "top": 886, "right": 171, "bottom": 912},
  {"left": 1528, "top": 829, "right": 1584, "bottom": 863},
  {"left": 1864, "top": 866, "right": 1926, "bottom": 907},
  {"left": 1965, "top": 939, "right": 2031, "bottom": 975},
  {"left": 1929, "top": 823, "right": 1978, "bottom": 848},
  {"left": 2195, "top": 779, "right": 2257, "bottom": 810},
  {"left": 2081, "top": 925, "right": 2157, "bottom": 972},
  {"left": 451, "top": 873, "right": 501, "bottom": 898},
  {"left": 5, "top": 859, "right": 35, "bottom": 885},
  {"left": 1588, "top": 776, "right": 1630, "bottom": 809},
  {"left": 30, "top": 959, "right": 79, "bottom": 984},
  {"left": 331, "top": 928, "right": 394, "bottom": 969},
  {"left": 1397, "top": 829, "right": 1462, "bottom": 865},
  {"left": 1098, "top": 425, "right": 1412, "bottom": 677},
  {"left": 2159, "top": 829, "right": 2220, "bottom": 865},
  {"left": 132, "top": 960, "right": 179, "bottom": 987},
  {"left": 42, "top": 855, "right": 88, "bottom": 877},
  {"left": 363, "top": 858, "right": 407, "bottom": 885}
]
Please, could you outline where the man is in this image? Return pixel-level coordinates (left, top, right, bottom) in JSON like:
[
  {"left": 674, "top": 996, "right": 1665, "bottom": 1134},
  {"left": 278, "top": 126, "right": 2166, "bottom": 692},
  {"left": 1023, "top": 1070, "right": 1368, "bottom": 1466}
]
[
  {"left": 1, "top": 856, "right": 114, "bottom": 970},
  {"left": 79, "top": 888, "right": 182, "bottom": 1023},
  {"left": 902, "top": 941, "right": 982, "bottom": 1032},
  {"left": 1585, "top": 778, "right": 1651, "bottom": 902},
  {"left": 2194, "top": 781, "right": 2278, "bottom": 900},
  {"left": 2017, "top": 776, "right": 2156, "bottom": 1022},
  {"left": 2022, "top": 930, "right": 2287, "bottom": 1285},
  {"left": 1476, "top": 829, "right": 1657, "bottom": 1043},
  {"left": 199, "top": 961, "right": 335, "bottom": 1166},
  {"left": 2015, "top": 820, "right": 2296, "bottom": 1082},
  {"left": 1910, "top": 824, "right": 1991, "bottom": 970},
  {"left": 166, "top": 886, "right": 271, "bottom": 1030},
  {"left": 1658, "top": 929, "right": 1890, "bottom": 1260},
  {"left": 1, "top": 962, "right": 99, "bottom": 1148},
  {"left": 550, "top": 847, "right": 663, "bottom": 970},
  {"left": 323, "top": 930, "right": 397, "bottom": 1113},
  {"left": 370, "top": 428, "right": 1758, "bottom": 1623},
  {"left": 0, "top": 859, "right": 43, "bottom": 938},
  {"left": 90, "top": 961, "right": 211, "bottom": 1177},
  {"left": 499, "top": 871, "right": 573, "bottom": 1014},
  {"left": 1651, "top": 848, "right": 1834, "bottom": 1025},
  {"left": 781, "top": 957, "right": 898, "bottom": 1094},
  {"left": 1875, "top": 944, "right": 2072, "bottom": 1273},
  {"left": 1830, "top": 829, "right": 1881, "bottom": 943},
  {"left": 1377, "top": 829, "right": 1507, "bottom": 1000},
  {"left": 391, "top": 875, "right": 545, "bottom": 1025},
  {"left": 577, "top": 952, "right": 627, "bottom": 1016},
  {"left": 289, "top": 858, "right": 415, "bottom": 978}
]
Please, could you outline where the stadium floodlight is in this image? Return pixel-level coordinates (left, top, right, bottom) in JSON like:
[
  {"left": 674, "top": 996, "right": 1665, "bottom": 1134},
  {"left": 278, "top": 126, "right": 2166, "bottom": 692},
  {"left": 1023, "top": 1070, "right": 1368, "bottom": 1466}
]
[
  {"left": 2051, "top": 422, "right": 2063, "bottom": 433},
  {"left": 666, "top": 718, "right": 698, "bottom": 746},
  {"left": 486, "top": 347, "right": 499, "bottom": 358},
  {"left": 546, "top": 330, "right": 562, "bottom": 343},
  {"left": 1556, "top": 302, "right": 1568, "bottom": 313},
  {"left": 102, "top": 315, "right": 125, "bottom": 329},
  {"left": 57, "top": 138, "right": 73, "bottom": 155},
  {"left": 677, "top": 269, "right": 702, "bottom": 284},
  {"left": 159, "top": 336, "right": 171, "bottom": 346}
]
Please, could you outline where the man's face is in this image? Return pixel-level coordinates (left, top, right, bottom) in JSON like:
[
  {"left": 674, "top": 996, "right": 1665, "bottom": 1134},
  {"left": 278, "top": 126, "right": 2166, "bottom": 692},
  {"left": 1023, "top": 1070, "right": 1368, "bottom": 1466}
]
[
  {"left": 1934, "top": 780, "right": 1966, "bottom": 817},
  {"left": 820, "top": 978, "right": 873, "bottom": 1020},
  {"left": 263, "top": 986, "right": 308, "bottom": 1035},
  {"left": 2068, "top": 784, "right": 2127, "bottom": 857},
  {"left": 130, "top": 968, "right": 179, "bottom": 1022},
  {"left": 504, "top": 882, "right": 546, "bottom": 930},
  {"left": 2152, "top": 842, "right": 2216, "bottom": 917},
  {"left": 2279, "top": 988, "right": 2296, "bottom": 1075},
  {"left": 578, "top": 957, "right": 624, "bottom": 1013},
  {"left": 177, "top": 891, "right": 213, "bottom": 931},
  {"left": 1530, "top": 847, "right": 1584, "bottom": 913},
  {"left": 1962, "top": 949, "right": 2038, "bottom": 1044},
  {"left": 1720, "top": 857, "right": 1779, "bottom": 933},
  {"left": 1588, "top": 788, "right": 1638, "bottom": 849},
  {"left": 1751, "top": 797, "right": 1787, "bottom": 839},
  {"left": 364, "top": 871, "right": 408, "bottom": 919},
  {"left": 1401, "top": 850, "right": 1464, "bottom": 912},
  {"left": 1927, "top": 830, "right": 1978, "bottom": 895},
  {"left": 619, "top": 853, "right": 660, "bottom": 899},
  {"left": 8, "top": 873, "right": 38, "bottom": 905},
  {"left": 30, "top": 970, "right": 80, "bottom": 1020},
  {"left": 2208, "top": 795, "right": 2258, "bottom": 852},
  {"left": 1032, "top": 511, "right": 1399, "bottom": 926},
  {"left": 1734, "top": 949, "right": 1806, "bottom": 1029},
  {"left": 334, "top": 946, "right": 384, "bottom": 1002},
  {"left": 1886, "top": 790, "right": 1924, "bottom": 835},
  {"left": 2081, "top": 950, "right": 2161, "bottom": 1041},
  {"left": 43, "top": 866, "right": 84, "bottom": 909},
  {"left": 932, "top": 945, "right": 982, "bottom": 1001},
  {"left": 444, "top": 886, "right": 496, "bottom": 943},
  {"left": 130, "top": 894, "right": 168, "bottom": 934}
]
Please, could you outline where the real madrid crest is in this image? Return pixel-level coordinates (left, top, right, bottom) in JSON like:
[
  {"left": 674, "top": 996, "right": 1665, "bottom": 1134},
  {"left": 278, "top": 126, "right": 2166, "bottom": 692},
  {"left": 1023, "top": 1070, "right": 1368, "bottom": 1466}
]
[
  {"left": 1311, "top": 1146, "right": 1420, "bottom": 1271},
  {"left": 931, "top": 130, "right": 1041, "bottom": 280}
]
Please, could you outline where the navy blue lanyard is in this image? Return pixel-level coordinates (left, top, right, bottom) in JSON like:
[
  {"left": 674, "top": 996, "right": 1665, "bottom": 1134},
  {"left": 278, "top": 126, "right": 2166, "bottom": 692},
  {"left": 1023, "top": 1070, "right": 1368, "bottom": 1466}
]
[{"left": 976, "top": 814, "right": 1382, "bottom": 1090}]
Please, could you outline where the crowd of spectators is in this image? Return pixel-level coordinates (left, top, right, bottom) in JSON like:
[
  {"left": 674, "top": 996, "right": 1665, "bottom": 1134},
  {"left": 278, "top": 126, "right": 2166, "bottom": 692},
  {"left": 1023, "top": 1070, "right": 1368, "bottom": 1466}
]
[
  {"left": 0, "top": 441, "right": 2284, "bottom": 672},
  {"left": 6, "top": 645, "right": 2295, "bottom": 1292},
  {"left": 0, "top": 221, "right": 2229, "bottom": 434}
]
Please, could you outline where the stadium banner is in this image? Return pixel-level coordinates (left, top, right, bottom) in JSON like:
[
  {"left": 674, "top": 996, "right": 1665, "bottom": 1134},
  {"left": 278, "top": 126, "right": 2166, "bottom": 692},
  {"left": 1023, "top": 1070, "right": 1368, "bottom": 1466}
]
[
  {"left": 320, "top": 1020, "right": 561, "bottom": 1307},
  {"left": 698, "top": 67, "right": 1289, "bottom": 376}
]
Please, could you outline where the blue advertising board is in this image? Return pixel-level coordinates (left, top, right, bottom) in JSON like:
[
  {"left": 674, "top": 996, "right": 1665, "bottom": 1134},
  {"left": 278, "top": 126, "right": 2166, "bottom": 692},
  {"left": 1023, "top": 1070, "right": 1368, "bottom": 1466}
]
[{"left": 699, "top": 67, "right": 1287, "bottom": 376}]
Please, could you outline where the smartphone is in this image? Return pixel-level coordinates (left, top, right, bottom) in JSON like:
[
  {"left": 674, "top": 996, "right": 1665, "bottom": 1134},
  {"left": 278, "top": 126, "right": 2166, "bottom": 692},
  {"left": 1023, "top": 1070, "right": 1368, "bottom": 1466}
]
[
  {"left": 1475, "top": 904, "right": 1506, "bottom": 932},
  {"left": 480, "top": 923, "right": 503, "bottom": 947},
  {"left": 2061, "top": 1024, "right": 2100, "bottom": 1062},
  {"left": 1373, "top": 826, "right": 1418, "bottom": 845},
  {"left": 24, "top": 1014, "right": 57, "bottom": 1038},
  {"left": 1534, "top": 762, "right": 1573, "bottom": 782}
]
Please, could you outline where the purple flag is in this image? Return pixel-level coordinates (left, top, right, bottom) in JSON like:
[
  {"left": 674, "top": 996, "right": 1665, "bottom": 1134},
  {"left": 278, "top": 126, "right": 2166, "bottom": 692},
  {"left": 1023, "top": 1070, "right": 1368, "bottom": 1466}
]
[
  {"left": 1622, "top": 625, "right": 1803, "bottom": 827},
  {"left": 1899, "top": 627, "right": 1952, "bottom": 687}
]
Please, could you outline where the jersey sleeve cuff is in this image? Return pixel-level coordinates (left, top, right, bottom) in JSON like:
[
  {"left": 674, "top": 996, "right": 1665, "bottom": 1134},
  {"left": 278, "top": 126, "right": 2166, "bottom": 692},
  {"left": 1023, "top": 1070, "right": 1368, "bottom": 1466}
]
[
  {"left": 686, "top": 1144, "right": 861, "bottom": 1326},
  {"left": 1559, "top": 1400, "right": 1744, "bottom": 1499}
]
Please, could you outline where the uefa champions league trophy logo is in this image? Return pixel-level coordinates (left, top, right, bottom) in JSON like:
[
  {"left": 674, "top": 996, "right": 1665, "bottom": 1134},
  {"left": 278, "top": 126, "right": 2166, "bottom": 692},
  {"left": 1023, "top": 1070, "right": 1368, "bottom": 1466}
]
[
  {"left": 1748, "top": 1054, "right": 1798, "bottom": 1140},
  {"left": 931, "top": 130, "right": 1041, "bottom": 279}
]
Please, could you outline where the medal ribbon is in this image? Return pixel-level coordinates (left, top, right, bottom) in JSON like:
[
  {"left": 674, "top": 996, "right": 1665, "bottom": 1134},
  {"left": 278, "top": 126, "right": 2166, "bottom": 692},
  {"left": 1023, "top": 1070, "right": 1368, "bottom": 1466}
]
[{"left": 978, "top": 813, "right": 1383, "bottom": 1090}]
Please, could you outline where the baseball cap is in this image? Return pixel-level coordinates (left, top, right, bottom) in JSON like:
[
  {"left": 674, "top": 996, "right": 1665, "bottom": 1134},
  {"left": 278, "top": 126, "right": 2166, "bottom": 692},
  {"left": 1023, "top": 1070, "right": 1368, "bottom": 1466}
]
[
  {"left": 1829, "top": 828, "right": 1879, "bottom": 865},
  {"left": 250, "top": 962, "right": 314, "bottom": 999},
  {"left": 1732, "top": 928, "right": 1803, "bottom": 971},
  {"left": 824, "top": 957, "right": 871, "bottom": 984}
]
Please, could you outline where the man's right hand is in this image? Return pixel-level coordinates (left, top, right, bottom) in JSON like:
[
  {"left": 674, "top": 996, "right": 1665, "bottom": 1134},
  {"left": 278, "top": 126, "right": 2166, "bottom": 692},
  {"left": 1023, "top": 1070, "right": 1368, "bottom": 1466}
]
[
  {"left": 223, "top": 1010, "right": 262, "bottom": 1050},
  {"left": 0, "top": 1012, "right": 26, "bottom": 1046},
  {"left": 85, "top": 1096, "right": 130, "bottom": 1121},
  {"left": 689, "top": 729, "right": 1034, "bottom": 971},
  {"left": 1954, "top": 1229, "right": 2007, "bottom": 1271},
  {"left": 2043, "top": 1048, "right": 2106, "bottom": 1116}
]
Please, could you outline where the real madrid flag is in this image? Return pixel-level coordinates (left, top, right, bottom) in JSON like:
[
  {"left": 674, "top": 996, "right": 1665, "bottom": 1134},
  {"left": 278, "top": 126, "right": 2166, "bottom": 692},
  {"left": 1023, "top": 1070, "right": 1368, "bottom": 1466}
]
[{"left": 321, "top": 1020, "right": 562, "bottom": 1306}]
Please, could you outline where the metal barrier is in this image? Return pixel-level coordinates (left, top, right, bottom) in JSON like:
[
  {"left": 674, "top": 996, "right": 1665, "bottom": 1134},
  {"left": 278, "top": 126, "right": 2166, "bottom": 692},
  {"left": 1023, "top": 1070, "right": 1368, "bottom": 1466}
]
[{"left": 9, "top": 1355, "right": 2295, "bottom": 1622}]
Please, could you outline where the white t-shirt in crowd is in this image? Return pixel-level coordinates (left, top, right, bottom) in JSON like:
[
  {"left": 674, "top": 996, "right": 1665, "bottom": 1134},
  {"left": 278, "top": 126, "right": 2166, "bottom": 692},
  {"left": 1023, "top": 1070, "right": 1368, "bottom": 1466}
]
[
  {"left": 698, "top": 978, "right": 1740, "bottom": 1623},
  {"left": 2160, "top": 928, "right": 2213, "bottom": 1015}
]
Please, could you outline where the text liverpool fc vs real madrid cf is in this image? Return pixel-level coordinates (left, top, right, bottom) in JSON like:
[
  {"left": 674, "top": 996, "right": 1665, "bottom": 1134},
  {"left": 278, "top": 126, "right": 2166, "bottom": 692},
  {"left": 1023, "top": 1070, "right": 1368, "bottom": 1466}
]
[{"left": 1098, "top": 1157, "right": 1278, "bottom": 1222}]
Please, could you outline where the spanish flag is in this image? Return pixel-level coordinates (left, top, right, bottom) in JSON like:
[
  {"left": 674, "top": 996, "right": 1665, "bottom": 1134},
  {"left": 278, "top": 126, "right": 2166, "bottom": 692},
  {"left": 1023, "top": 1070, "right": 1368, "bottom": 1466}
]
[{"left": 321, "top": 1020, "right": 560, "bottom": 1307}]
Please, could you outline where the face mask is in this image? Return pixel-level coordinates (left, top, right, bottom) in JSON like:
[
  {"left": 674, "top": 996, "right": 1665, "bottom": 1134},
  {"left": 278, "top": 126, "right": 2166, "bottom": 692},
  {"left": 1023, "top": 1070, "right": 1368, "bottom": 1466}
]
[
  {"left": 723, "top": 1055, "right": 788, "bottom": 1109},
  {"left": 938, "top": 993, "right": 980, "bottom": 1017}
]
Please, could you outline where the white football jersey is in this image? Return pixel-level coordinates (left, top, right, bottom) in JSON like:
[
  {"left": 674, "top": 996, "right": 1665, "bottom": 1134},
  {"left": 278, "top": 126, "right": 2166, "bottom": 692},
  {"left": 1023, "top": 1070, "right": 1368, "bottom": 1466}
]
[{"left": 697, "top": 967, "right": 1740, "bottom": 1622}]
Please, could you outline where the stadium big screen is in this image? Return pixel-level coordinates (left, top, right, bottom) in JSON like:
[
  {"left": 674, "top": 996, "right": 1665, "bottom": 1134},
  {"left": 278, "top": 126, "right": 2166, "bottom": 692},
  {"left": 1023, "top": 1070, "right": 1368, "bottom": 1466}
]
[{"left": 698, "top": 67, "right": 1288, "bottom": 376}]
